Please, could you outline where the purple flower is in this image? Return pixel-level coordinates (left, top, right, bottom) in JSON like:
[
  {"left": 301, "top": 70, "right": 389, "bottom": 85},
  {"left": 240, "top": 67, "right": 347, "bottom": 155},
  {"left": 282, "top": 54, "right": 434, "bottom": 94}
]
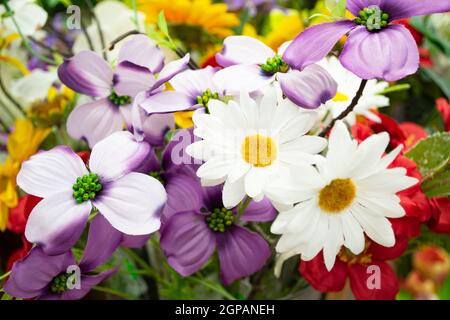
[
  {"left": 58, "top": 35, "right": 188, "bottom": 147},
  {"left": 284, "top": 0, "right": 450, "bottom": 81},
  {"left": 17, "top": 131, "right": 166, "bottom": 255},
  {"left": 3, "top": 215, "right": 120, "bottom": 300},
  {"left": 160, "top": 173, "right": 275, "bottom": 285},
  {"left": 214, "top": 36, "right": 337, "bottom": 109}
]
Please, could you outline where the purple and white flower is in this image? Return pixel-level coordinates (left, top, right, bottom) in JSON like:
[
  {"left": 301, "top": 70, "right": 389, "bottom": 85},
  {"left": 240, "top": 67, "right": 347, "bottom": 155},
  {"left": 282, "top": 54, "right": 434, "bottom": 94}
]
[
  {"left": 214, "top": 36, "right": 337, "bottom": 109},
  {"left": 58, "top": 35, "right": 188, "bottom": 147},
  {"left": 17, "top": 131, "right": 167, "bottom": 255},
  {"left": 160, "top": 173, "right": 275, "bottom": 285},
  {"left": 284, "top": 0, "right": 450, "bottom": 81}
]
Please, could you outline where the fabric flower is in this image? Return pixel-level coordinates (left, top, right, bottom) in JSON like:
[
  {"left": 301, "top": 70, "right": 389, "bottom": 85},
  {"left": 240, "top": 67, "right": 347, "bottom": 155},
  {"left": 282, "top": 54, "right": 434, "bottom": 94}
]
[
  {"left": 271, "top": 121, "right": 418, "bottom": 271},
  {"left": 186, "top": 88, "right": 327, "bottom": 208},
  {"left": 3, "top": 216, "right": 119, "bottom": 300},
  {"left": 17, "top": 131, "right": 166, "bottom": 255},
  {"left": 214, "top": 36, "right": 337, "bottom": 109},
  {"left": 317, "top": 56, "right": 389, "bottom": 125},
  {"left": 58, "top": 35, "right": 188, "bottom": 147},
  {"left": 284, "top": 0, "right": 450, "bottom": 81},
  {"left": 160, "top": 173, "right": 274, "bottom": 285}
]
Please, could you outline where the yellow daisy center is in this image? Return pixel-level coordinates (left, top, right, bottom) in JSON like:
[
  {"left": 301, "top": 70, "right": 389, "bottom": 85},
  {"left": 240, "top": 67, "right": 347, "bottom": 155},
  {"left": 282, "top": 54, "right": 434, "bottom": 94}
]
[
  {"left": 332, "top": 91, "right": 349, "bottom": 102},
  {"left": 318, "top": 179, "right": 356, "bottom": 213},
  {"left": 241, "top": 135, "right": 277, "bottom": 168}
]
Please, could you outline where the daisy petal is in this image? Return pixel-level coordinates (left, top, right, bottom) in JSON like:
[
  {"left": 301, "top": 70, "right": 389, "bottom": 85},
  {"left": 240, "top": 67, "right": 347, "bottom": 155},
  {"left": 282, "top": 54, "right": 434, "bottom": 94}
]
[{"left": 352, "top": 204, "right": 395, "bottom": 247}]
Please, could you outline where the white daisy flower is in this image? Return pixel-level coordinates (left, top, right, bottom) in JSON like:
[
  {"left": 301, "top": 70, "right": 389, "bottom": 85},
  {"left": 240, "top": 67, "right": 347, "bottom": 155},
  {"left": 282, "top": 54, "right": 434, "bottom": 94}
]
[
  {"left": 317, "top": 56, "right": 390, "bottom": 125},
  {"left": 186, "top": 88, "right": 327, "bottom": 208},
  {"left": 271, "top": 121, "right": 418, "bottom": 271}
]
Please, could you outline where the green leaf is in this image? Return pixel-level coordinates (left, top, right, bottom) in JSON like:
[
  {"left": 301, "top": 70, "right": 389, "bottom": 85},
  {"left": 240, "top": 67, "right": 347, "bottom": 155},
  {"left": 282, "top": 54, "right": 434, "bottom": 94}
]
[
  {"left": 157, "top": 11, "right": 169, "bottom": 37},
  {"left": 405, "top": 132, "right": 450, "bottom": 179},
  {"left": 437, "top": 275, "right": 450, "bottom": 300},
  {"left": 396, "top": 288, "right": 413, "bottom": 300},
  {"left": 422, "top": 169, "right": 450, "bottom": 197},
  {"left": 325, "top": 0, "right": 347, "bottom": 18},
  {"left": 420, "top": 68, "right": 450, "bottom": 98}
]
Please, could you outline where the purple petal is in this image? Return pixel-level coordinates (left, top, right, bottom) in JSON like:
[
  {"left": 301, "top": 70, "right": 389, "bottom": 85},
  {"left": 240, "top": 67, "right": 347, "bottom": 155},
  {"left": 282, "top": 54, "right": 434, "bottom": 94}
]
[
  {"left": 78, "top": 214, "right": 123, "bottom": 272},
  {"left": 170, "top": 66, "right": 220, "bottom": 97},
  {"left": 162, "top": 173, "right": 204, "bottom": 222},
  {"left": 150, "top": 54, "right": 190, "bottom": 91},
  {"left": 140, "top": 91, "right": 194, "bottom": 114},
  {"left": 60, "top": 269, "right": 117, "bottom": 300},
  {"left": 162, "top": 128, "right": 199, "bottom": 173},
  {"left": 217, "top": 225, "right": 270, "bottom": 285},
  {"left": 93, "top": 172, "right": 166, "bottom": 235},
  {"left": 57, "top": 51, "right": 113, "bottom": 97},
  {"left": 160, "top": 210, "right": 216, "bottom": 276},
  {"left": 346, "top": 0, "right": 383, "bottom": 16},
  {"left": 67, "top": 98, "right": 125, "bottom": 149},
  {"left": 25, "top": 191, "right": 91, "bottom": 255},
  {"left": 240, "top": 197, "right": 277, "bottom": 222},
  {"left": 213, "top": 64, "right": 275, "bottom": 95},
  {"left": 278, "top": 64, "right": 337, "bottom": 109},
  {"left": 118, "top": 35, "right": 164, "bottom": 73},
  {"left": 340, "top": 25, "right": 419, "bottom": 81},
  {"left": 120, "top": 234, "right": 151, "bottom": 248},
  {"left": 283, "top": 20, "right": 356, "bottom": 71},
  {"left": 17, "top": 146, "right": 88, "bottom": 198},
  {"left": 4, "top": 247, "right": 75, "bottom": 299},
  {"left": 113, "top": 61, "right": 155, "bottom": 97},
  {"left": 89, "top": 131, "right": 151, "bottom": 182},
  {"left": 141, "top": 113, "right": 175, "bottom": 147},
  {"left": 133, "top": 146, "right": 161, "bottom": 174},
  {"left": 216, "top": 36, "right": 275, "bottom": 67}
]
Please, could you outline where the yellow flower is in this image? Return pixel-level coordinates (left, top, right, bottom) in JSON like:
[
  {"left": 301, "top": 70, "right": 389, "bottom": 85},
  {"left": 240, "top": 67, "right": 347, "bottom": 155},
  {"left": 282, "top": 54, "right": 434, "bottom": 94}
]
[
  {"left": 242, "top": 10, "right": 304, "bottom": 52},
  {"left": 28, "top": 86, "right": 74, "bottom": 126},
  {"left": 0, "top": 119, "right": 50, "bottom": 230},
  {"left": 139, "top": 0, "right": 239, "bottom": 40},
  {"left": 0, "top": 32, "right": 29, "bottom": 75},
  {"left": 174, "top": 111, "right": 195, "bottom": 128}
]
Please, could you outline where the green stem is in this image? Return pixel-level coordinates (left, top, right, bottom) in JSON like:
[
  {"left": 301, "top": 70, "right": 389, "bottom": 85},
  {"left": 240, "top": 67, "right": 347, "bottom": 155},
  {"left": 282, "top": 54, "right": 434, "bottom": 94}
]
[
  {"left": 2, "top": 1, "right": 57, "bottom": 66},
  {"left": 377, "top": 83, "right": 411, "bottom": 95},
  {"left": 0, "top": 271, "right": 11, "bottom": 281},
  {"left": 121, "top": 248, "right": 168, "bottom": 285},
  {"left": 189, "top": 277, "right": 236, "bottom": 300},
  {"left": 236, "top": 196, "right": 251, "bottom": 220},
  {"left": 92, "top": 286, "right": 134, "bottom": 300}
]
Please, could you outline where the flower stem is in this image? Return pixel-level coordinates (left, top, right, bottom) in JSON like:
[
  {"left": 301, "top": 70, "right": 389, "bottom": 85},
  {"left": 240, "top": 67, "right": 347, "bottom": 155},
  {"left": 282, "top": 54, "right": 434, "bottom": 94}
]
[
  {"left": 189, "top": 276, "right": 236, "bottom": 300},
  {"left": 92, "top": 286, "right": 134, "bottom": 300},
  {"left": 84, "top": 0, "right": 107, "bottom": 61},
  {"left": 107, "top": 30, "right": 143, "bottom": 51},
  {"left": 122, "top": 247, "right": 168, "bottom": 285},
  {"left": 0, "top": 271, "right": 11, "bottom": 281},
  {"left": 236, "top": 196, "right": 251, "bottom": 220},
  {"left": 319, "top": 79, "right": 368, "bottom": 137}
]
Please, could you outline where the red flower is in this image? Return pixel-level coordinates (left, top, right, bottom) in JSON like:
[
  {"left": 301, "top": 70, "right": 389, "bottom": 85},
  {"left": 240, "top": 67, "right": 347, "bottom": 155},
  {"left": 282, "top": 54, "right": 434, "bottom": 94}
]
[
  {"left": 77, "top": 151, "right": 91, "bottom": 164},
  {"left": 7, "top": 195, "right": 42, "bottom": 234},
  {"left": 300, "top": 237, "right": 407, "bottom": 300},
  {"left": 427, "top": 197, "right": 450, "bottom": 234},
  {"left": 201, "top": 54, "right": 221, "bottom": 69},
  {"left": 6, "top": 236, "right": 32, "bottom": 271},
  {"left": 436, "top": 98, "right": 450, "bottom": 132}
]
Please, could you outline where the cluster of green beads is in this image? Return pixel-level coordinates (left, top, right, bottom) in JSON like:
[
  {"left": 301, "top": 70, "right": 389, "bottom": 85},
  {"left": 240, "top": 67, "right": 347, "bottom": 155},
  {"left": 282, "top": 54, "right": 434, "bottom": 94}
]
[
  {"left": 196, "top": 89, "right": 220, "bottom": 107},
  {"left": 206, "top": 208, "right": 234, "bottom": 232},
  {"left": 72, "top": 173, "right": 102, "bottom": 204},
  {"left": 109, "top": 90, "right": 131, "bottom": 106},
  {"left": 260, "top": 55, "right": 289, "bottom": 74},
  {"left": 355, "top": 6, "right": 389, "bottom": 31},
  {"left": 50, "top": 273, "right": 71, "bottom": 293}
]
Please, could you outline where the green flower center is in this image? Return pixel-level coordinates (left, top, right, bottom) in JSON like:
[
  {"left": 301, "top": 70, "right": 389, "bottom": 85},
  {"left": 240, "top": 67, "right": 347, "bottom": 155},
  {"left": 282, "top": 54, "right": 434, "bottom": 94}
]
[
  {"left": 205, "top": 208, "right": 234, "bottom": 232},
  {"left": 260, "top": 55, "right": 289, "bottom": 74},
  {"left": 196, "top": 89, "right": 220, "bottom": 107},
  {"left": 50, "top": 272, "right": 72, "bottom": 294},
  {"left": 109, "top": 90, "right": 131, "bottom": 106},
  {"left": 72, "top": 173, "right": 102, "bottom": 204},
  {"left": 355, "top": 6, "right": 389, "bottom": 31}
]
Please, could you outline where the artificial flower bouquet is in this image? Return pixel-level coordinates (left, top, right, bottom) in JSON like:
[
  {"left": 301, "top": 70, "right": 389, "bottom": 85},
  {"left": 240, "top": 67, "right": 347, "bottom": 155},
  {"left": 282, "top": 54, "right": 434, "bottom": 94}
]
[{"left": 0, "top": 0, "right": 449, "bottom": 301}]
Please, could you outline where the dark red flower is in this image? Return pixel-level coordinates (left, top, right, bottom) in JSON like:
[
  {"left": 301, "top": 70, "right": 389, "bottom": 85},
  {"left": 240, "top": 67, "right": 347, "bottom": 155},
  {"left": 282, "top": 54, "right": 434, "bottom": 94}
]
[
  {"left": 436, "top": 98, "right": 450, "bottom": 132},
  {"left": 427, "top": 197, "right": 450, "bottom": 234},
  {"left": 6, "top": 236, "right": 32, "bottom": 271},
  {"left": 77, "top": 151, "right": 91, "bottom": 164},
  {"left": 7, "top": 195, "right": 42, "bottom": 234}
]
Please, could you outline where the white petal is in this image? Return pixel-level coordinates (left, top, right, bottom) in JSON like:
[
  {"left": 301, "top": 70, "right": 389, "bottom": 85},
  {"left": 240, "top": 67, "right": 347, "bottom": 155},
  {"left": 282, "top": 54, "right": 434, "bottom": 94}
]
[
  {"left": 89, "top": 131, "right": 151, "bottom": 182},
  {"left": 17, "top": 146, "right": 88, "bottom": 198},
  {"left": 323, "top": 216, "right": 344, "bottom": 271},
  {"left": 341, "top": 211, "right": 365, "bottom": 255},
  {"left": 196, "top": 157, "right": 236, "bottom": 180},
  {"left": 93, "top": 173, "right": 166, "bottom": 235},
  {"left": 222, "top": 177, "right": 246, "bottom": 208},
  {"left": 25, "top": 191, "right": 91, "bottom": 255}
]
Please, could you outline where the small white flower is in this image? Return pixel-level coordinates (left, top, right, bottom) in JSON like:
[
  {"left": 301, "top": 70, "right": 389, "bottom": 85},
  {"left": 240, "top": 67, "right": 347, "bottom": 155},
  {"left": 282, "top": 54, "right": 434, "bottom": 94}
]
[
  {"left": 0, "top": 0, "right": 47, "bottom": 36},
  {"left": 271, "top": 121, "right": 418, "bottom": 271},
  {"left": 318, "top": 56, "right": 390, "bottom": 125},
  {"left": 186, "top": 87, "right": 327, "bottom": 208}
]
